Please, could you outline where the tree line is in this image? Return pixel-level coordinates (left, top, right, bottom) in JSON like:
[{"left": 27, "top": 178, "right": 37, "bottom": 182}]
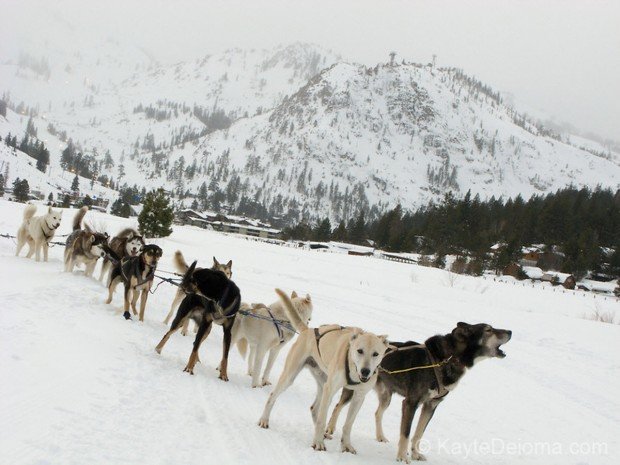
[{"left": 283, "top": 187, "right": 620, "bottom": 279}]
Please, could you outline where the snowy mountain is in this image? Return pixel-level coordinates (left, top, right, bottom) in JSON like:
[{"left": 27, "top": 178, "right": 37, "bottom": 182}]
[
  {"left": 163, "top": 62, "right": 620, "bottom": 221},
  {"left": 1, "top": 41, "right": 618, "bottom": 224}
]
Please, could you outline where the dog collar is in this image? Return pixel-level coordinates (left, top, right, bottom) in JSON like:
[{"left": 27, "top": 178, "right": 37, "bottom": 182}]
[
  {"left": 41, "top": 224, "right": 53, "bottom": 240},
  {"left": 345, "top": 352, "right": 361, "bottom": 386}
]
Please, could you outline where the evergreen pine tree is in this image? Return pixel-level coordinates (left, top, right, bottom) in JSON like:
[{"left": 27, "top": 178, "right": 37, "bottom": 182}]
[
  {"left": 313, "top": 218, "right": 332, "bottom": 242},
  {"left": 79, "top": 195, "right": 93, "bottom": 208},
  {"left": 36, "top": 145, "right": 49, "bottom": 172},
  {"left": 71, "top": 175, "right": 79, "bottom": 192},
  {"left": 111, "top": 198, "right": 131, "bottom": 218},
  {"left": 331, "top": 220, "right": 348, "bottom": 242},
  {"left": 13, "top": 178, "right": 30, "bottom": 202},
  {"left": 348, "top": 212, "right": 366, "bottom": 245},
  {"left": 138, "top": 188, "right": 174, "bottom": 238}
]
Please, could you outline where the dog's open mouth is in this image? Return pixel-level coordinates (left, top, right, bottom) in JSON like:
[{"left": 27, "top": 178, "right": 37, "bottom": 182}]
[
  {"left": 496, "top": 347, "right": 507, "bottom": 358},
  {"left": 359, "top": 375, "right": 370, "bottom": 383}
]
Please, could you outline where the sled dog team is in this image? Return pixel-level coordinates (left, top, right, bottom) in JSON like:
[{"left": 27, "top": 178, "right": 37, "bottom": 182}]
[{"left": 16, "top": 204, "right": 512, "bottom": 462}]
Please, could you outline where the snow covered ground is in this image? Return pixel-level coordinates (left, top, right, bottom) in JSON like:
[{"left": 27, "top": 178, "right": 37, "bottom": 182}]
[{"left": 0, "top": 199, "right": 618, "bottom": 465}]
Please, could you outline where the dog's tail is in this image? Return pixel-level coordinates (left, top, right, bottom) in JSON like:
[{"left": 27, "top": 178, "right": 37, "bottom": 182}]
[
  {"left": 236, "top": 337, "right": 248, "bottom": 359},
  {"left": 73, "top": 206, "right": 88, "bottom": 231},
  {"left": 23, "top": 204, "right": 37, "bottom": 221},
  {"left": 173, "top": 250, "right": 190, "bottom": 274},
  {"left": 116, "top": 227, "right": 139, "bottom": 238},
  {"left": 180, "top": 260, "right": 197, "bottom": 294},
  {"left": 275, "top": 288, "right": 308, "bottom": 332}
]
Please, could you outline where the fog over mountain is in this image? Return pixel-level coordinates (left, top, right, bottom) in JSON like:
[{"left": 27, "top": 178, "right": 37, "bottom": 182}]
[{"left": 1, "top": 0, "right": 618, "bottom": 224}]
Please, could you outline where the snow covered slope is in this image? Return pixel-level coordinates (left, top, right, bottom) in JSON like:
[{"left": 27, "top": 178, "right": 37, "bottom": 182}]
[
  {"left": 0, "top": 110, "right": 117, "bottom": 201},
  {"left": 0, "top": 199, "right": 618, "bottom": 465},
  {"left": 182, "top": 63, "right": 620, "bottom": 220}
]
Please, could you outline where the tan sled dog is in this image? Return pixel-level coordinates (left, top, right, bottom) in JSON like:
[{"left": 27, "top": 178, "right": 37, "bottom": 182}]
[
  {"left": 15, "top": 204, "right": 63, "bottom": 262},
  {"left": 258, "top": 289, "right": 389, "bottom": 454},
  {"left": 232, "top": 290, "right": 313, "bottom": 388}
]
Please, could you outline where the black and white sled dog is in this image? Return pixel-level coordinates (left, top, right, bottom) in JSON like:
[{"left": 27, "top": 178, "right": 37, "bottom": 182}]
[
  {"left": 232, "top": 290, "right": 313, "bottom": 388},
  {"left": 105, "top": 244, "right": 163, "bottom": 321},
  {"left": 258, "top": 289, "right": 389, "bottom": 455},
  {"left": 155, "top": 259, "right": 241, "bottom": 381},
  {"left": 64, "top": 207, "right": 109, "bottom": 277},
  {"left": 98, "top": 227, "right": 145, "bottom": 283},
  {"left": 162, "top": 251, "right": 233, "bottom": 335},
  {"left": 326, "top": 322, "right": 512, "bottom": 462},
  {"left": 15, "top": 204, "right": 63, "bottom": 262}
]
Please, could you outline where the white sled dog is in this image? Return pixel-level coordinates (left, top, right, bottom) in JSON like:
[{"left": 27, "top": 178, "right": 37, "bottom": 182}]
[
  {"left": 232, "top": 290, "right": 313, "bottom": 388},
  {"left": 15, "top": 204, "right": 63, "bottom": 262},
  {"left": 258, "top": 289, "right": 389, "bottom": 455}
]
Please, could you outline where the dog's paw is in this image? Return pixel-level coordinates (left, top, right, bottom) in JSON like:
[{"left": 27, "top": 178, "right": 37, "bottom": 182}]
[
  {"left": 218, "top": 373, "right": 229, "bottom": 382},
  {"left": 123, "top": 311, "right": 131, "bottom": 320},
  {"left": 183, "top": 366, "right": 195, "bottom": 375},
  {"left": 258, "top": 418, "right": 269, "bottom": 429},
  {"left": 154, "top": 347, "right": 162, "bottom": 355},
  {"left": 341, "top": 442, "right": 357, "bottom": 454},
  {"left": 312, "top": 440, "right": 327, "bottom": 451},
  {"left": 324, "top": 432, "right": 333, "bottom": 440},
  {"left": 376, "top": 434, "right": 389, "bottom": 443},
  {"left": 396, "top": 454, "right": 410, "bottom": 463},
  {"left": 261, "top": 380, "right": 272, "bottom": 386},
  {"left": 411, "top": 451, "right": 426, "bottom": 461}
]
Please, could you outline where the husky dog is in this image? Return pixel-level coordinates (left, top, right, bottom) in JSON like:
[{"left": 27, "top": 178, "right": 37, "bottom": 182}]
[
  {"left": 155, "top": 260, "right": 241, "bottom": 381},
  {"left": 105, "top": 244, "right": 163, "bottom": 321},
  {"left": 64, "top": 207, "right": 109, "bottom": 276},
  {"left": 99, "top": 227, "right": 145, "bottom": 282},
  {"left": 232, "top": 291, "right": 313, "bottom": 388},
  {"left": 258, "top": 289, "right": 389, "bottom": 455},
  {"left": 15, "top": 204, "right": 63, "bottom": 262},
  {"left": 162, "top": 251, "right": 232, "bottom": 335},
  {"left": 326, "top": 322, "right": 512, "bottom": 462}
]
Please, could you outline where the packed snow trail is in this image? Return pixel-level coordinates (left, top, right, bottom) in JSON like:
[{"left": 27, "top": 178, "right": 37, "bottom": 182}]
[{"left": 0, "top": 200, "right": 618, "bottom": 465}]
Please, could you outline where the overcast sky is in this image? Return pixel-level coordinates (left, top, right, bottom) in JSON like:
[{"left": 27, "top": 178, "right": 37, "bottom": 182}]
[{"left": 2, "top": 0, "right": 619, "bottom": 141}]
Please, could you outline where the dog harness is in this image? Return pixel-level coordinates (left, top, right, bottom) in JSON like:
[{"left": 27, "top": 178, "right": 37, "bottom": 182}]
[
  {"left": 379, "top": 344, "right": 451, "bottom": 398},
  {"left": 265, "top": 307, "right": 285, "bottom": 343},
  {"left": 121, "top": 256, "right": 156, "bottom": 287},
  {"left": 313, "top": 325, "right": 346, "bottom": 358},
  {"left": 237, "top": 306, "right": 297, "bottom": 338},
  {"left": 41, "top": 220, "right": 58, "bottom": 241}
]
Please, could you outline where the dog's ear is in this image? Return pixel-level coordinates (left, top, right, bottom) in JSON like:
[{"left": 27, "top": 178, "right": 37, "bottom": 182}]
[
  {"left": 213, "top": 256, "right": 220, "bottom": 266},
  {"left": 89, "top": 235, "right": 95, "bottom": 243},
  {"left": 452, "top": 324, "right": 471, "bottom": 341},
  {"left": 226, "top": 260, "right": 232, "bottom": 268},
  {"left": 378, "top": 334, "right": 389, "bottom": 345},
  {"left": 305, "top": 294, "right": 311, "bottom": 302},
  {"left": 291, "top": 290, "right": 298, "bottom": 298}
]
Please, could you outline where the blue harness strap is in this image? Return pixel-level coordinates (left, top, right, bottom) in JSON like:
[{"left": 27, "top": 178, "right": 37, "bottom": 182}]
[
  {"left": 266, "top": 307, "right": 284, "bottom": 343},
  {"left": 238, "top": 307, "right": 296, "bottom": 337}
]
